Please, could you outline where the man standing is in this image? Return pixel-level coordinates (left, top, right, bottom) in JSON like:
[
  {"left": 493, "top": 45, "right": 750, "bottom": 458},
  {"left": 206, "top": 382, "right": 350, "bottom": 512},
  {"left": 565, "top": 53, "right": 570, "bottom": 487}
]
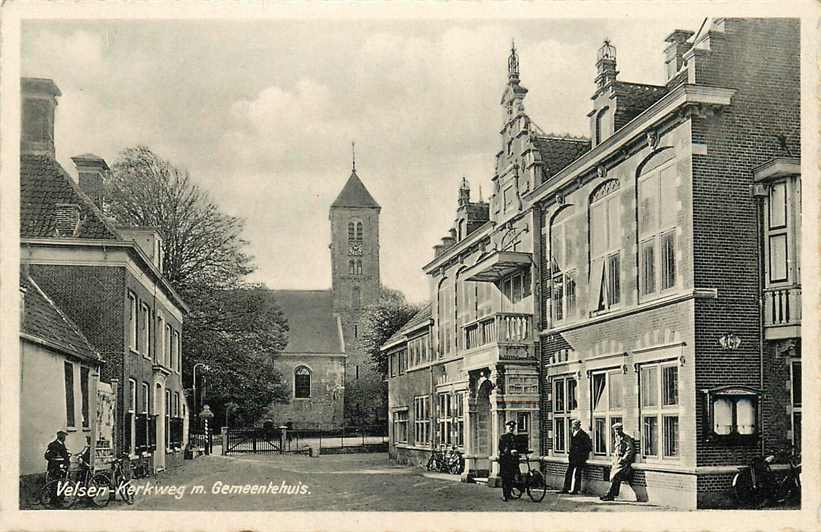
[
  {"left": 600, "top": 422, "right": 635, "bottom": 501},
  {"left": 498, "top": 420, "right": 519, "bottom": 501},
  {"left": 560, "top": 419, "right": 592, "bottom": 494},
  {"left": 44, "top": 430, "right": 70, "bottom": 478}
]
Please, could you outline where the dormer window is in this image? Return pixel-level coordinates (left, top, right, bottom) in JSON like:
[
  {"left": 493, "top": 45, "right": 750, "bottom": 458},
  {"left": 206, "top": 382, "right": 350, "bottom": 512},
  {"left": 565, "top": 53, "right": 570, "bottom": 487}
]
[{"left": 595, "top": 107, "right": 611, "bottom": 145}]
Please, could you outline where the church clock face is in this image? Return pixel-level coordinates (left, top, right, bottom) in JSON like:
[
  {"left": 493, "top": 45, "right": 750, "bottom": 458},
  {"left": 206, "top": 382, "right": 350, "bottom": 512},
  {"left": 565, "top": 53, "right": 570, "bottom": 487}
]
[{"left": 348, "top": 242, "right": 363, "bottom": 256}]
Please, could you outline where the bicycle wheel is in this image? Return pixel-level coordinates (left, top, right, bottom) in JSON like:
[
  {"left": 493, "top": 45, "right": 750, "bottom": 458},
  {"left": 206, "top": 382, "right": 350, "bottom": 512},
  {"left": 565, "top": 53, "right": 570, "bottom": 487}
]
[
  {"left": 449, "top": 460, "right": 462, "bottom": 475},
  {"left": 39, "top": 479, "right": 76, "bottom": 509},
  {"left": 527, "top": 470, "right": 548, "bottom": 502},
  {"left": 89, "top": 474, "right": 113, "bottom": 508},
  {"left": 425, "top": 455, "right": 436, "bottom": 471},
  {"left": 509, "top": 474, "right": 524, "bottom": 499},
  {"left": 118, "top": 468, "right": 136, "bottom": 505},
  {"left": 776, "top": 474, "right": 801, "bottom": 505},
  {"left": 732, "top": 469, "right": 761, "bottom": 507}
]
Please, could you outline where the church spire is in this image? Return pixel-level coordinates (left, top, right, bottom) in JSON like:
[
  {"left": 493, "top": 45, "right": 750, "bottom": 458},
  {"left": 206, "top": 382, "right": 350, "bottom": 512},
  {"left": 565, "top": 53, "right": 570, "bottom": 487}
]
[
  {"left": 508, "top": 39, "right": 520, "bottom": 82},
  {"left": 351, "top": 141, "right": 356, "bottom": 173}
]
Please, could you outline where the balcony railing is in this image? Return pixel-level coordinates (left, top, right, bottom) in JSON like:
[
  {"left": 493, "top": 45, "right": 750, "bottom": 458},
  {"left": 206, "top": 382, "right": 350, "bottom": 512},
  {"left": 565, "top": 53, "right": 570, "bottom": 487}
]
[
  {"left": 463, "top": 312, "right": 532, "bottom": 350},
  {"left": 764, "top": 286, "right": 801, "bottom": 327}
]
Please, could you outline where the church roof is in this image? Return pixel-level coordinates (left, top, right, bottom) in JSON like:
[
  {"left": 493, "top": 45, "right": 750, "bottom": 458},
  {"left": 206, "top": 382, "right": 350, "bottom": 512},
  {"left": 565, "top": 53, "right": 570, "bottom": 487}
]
[
  {"left": 331, "top": 171, "right": 380, "bottom": 209},
  {"left": 270, "top": 290, "right": 345, "bottom": 354}
]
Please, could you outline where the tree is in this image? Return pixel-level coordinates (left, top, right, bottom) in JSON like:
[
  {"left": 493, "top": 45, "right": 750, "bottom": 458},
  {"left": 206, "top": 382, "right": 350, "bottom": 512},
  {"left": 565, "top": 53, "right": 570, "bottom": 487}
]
[
  {"left": 183, "top": 285, "right": 290, "bottom": 425},
  {"left": 359, "top": 288, "right": 423, "bottom": 375},
  {"left": 105, "top": 145, "right": 253, "bottom": 293}
]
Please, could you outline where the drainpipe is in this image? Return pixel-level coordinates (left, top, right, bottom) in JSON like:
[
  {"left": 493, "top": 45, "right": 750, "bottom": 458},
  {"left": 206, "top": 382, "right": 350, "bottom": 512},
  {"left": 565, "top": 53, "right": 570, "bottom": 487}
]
[{"left": 755, "top": 192, "right": 766, "bottom": 455}]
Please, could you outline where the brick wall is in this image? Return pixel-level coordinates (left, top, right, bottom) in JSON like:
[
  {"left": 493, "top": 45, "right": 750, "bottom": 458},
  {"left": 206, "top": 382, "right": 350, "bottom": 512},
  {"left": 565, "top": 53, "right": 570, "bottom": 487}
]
[{"left": 690, "top": 18, "right": 800, "bottom": 467}]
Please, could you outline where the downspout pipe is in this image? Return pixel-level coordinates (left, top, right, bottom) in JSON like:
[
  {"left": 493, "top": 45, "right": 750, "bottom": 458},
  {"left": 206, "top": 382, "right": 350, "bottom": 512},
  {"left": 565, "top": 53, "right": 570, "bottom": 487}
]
[{"left": 755, "top": 193, "right": 766, "bottom": 455}]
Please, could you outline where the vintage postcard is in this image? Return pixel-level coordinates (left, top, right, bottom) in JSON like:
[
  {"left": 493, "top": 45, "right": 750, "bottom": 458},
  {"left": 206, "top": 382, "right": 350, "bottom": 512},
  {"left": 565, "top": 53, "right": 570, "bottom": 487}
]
[{"left": 0, "top": 1, "right": 818, "bottom": 531}]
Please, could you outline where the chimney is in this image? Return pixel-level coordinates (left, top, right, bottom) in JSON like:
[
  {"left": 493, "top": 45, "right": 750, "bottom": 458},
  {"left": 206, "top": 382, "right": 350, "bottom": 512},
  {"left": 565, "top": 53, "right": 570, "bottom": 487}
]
[
  {"left": 433, "top": 244, "right": 445, "bottom": 258},
  {"left": 664, "top": 30, "right": 695, "bottom": 81},
  {"left": 441, "top": 235, "right": 455, "bottom": 249},
  {"left": 54, "top": 203, "right": 81, "bottom": 237},
  {"left": 21, "top": 78, "right": 61, "bottom": 157},
  {"left": 594, "top": 40, "right": 618, "bottom": 90},
  {"left": 71, "top": 153, "right": 109, "bottom": 210}
]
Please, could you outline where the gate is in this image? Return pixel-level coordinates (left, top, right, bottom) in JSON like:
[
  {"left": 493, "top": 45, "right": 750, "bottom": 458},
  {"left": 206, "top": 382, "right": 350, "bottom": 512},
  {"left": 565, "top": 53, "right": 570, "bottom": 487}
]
[{"left": 225, "top": 427, "right": 298, "bottom": 454}]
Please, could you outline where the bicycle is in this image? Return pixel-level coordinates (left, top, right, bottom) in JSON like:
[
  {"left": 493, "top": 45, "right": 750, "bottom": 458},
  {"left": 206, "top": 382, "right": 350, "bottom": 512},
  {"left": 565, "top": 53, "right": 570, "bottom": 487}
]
[
  {"left": 100, "top": 453, "right": 136, "bottom": 505},
  {"left": 733, "top": 447, "right": 801, "bottom": 508},
  {"left": 445, "top": 446, "right": 464, "bottom": 475},
  {"left": 131, "top": 452, "right": 155, "bottom": 479},
  {"left": 509, "top": 450, "right": 547, "bottom": 502},
  {"left": 38, "top": 453, "right": 112, "bottom": 509}
]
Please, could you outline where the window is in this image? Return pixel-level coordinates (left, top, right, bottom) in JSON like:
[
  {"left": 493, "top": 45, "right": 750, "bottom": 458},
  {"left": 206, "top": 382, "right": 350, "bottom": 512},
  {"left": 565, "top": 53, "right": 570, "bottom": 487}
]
[
  {"left": 706, "top": 388, "right": 760, "bottom": 439},
  {"left": 175, "top": 330, "right": 182, "bottom": 372},
  {"left": 140, "top": 303, "right": 151, "bottom": 356},
  {"left": 766, "top": 180, "right": 790, "bottom": 284},
  {"left": 454, "top": 393, "right": 465, "bottom": 447},
  {"left": 791, "top": 361, "right": 801, "bottom": 454},
  {"left": 174, "top": 392, "right": 180, "bottom": 417},
  {"left": 165, "top": 324, "right": 172, "bottom": 367},
  {"left": 64, "top": 362, "right": 75, "bottom": 428},
  {"left": 501, "top": 271, "right": 530, "bottom": 313},
  {"left": 398, "top": 349, "right": 407, "bottom": 375},
  {"left": 414, "top": 396, "right": 431, "bottom": 446},
  {"left": 141, "top": 383, "right": 149, "bottom": 414},
  {"left": 639, "top": 363, "right": 679, "bottom": 458},
  {"left": 394, "top": 410, "right": 409, "bottom": 443},
  {"left": 294, "top": 366, "right": 311, "bottom": 398},
  {"left": 155, "top": 316, "right": 164, "bottom": 363},
  {"left": 408, "top": 334, "right": 431, "bottom": 370},
  {"left": 128, "top": 292, "right": 138, "bottom": 351},
  {"left": 128, "top": 379, "right": 136, "bottom": 454},
  {"left": 591, "top": 369, "right": 624, "bottom": 455},
  {"left": 589, "top": 182, "right": 621, "bottom": 312},
  {"left": 80, "top": 366, "right": 90, "bottom": 429},
  {"left": 552, "top": 376, "right": 577, "bottom": 453},
  {"left": 437, "top": 278, "right": 454, "bottom": 358},
  {"left": 348, "top": 221, "right": 364, "bottom": 244},
  {"left": 438, "top": 393, "right": 451, "bottom": 445},
  {"left": 390, "top": 352, "right": 398, "bottom": 378},
  {"left": 165, "top": 389, "right": 171, "bottom": 450},
  {"left": 549, "top": 206, "right": 577, "bottom": 323},
  {"left": 348, "top": 259, "right": 363, "bottom": 275},
  {"left": 503, "top": 186, "right": 515, "bottom": 212},
  {"left": 638, "top": 162, "right": 678, "bottom": 298}
]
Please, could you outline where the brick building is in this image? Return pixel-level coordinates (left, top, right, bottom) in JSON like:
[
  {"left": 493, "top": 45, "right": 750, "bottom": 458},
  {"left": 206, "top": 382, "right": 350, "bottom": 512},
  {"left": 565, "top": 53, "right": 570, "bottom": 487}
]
[
  {"left": 385, "top": 19, "right": 801, "bottom": 509},
  {"left": 19, "top": 77, "right": 190, "bottom": 475}
]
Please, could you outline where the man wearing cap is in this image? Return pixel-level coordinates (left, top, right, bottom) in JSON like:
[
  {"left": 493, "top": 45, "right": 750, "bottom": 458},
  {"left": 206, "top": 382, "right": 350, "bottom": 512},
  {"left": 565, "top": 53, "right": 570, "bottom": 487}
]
[
  {"left": 600, "top": 422, "right": 635, "bottom": 501},
  {"left": 44, "top": 430, "right": 70, "bottom": 478},
  {"left": 498, "top": 420, "right": 519, "bottom": 501},
  {"left": 560, "top": 419, "right": 592, "bottom": 495}
]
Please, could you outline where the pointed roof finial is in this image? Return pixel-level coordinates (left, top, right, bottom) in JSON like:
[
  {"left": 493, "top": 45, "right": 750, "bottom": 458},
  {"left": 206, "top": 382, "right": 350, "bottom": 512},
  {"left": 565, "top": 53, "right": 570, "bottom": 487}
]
[
  {"left": 508, "top": 39, "right": 520, "bottom": 81},
  {"left": 351, "top": 141, "right": 356, "bottom": 173}
]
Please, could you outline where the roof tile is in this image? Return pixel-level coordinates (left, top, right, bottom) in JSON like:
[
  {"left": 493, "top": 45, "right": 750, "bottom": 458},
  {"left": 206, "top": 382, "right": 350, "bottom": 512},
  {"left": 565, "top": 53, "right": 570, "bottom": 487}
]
[{"left": 271, "top": 290, "right": 344, "bottom": 354}]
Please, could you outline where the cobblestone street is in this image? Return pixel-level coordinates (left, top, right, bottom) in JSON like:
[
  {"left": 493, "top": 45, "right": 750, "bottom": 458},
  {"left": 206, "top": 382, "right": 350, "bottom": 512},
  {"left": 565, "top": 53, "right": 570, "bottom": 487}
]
[{"left": 116, "top": 453, "right": 668, "bottom": 512}]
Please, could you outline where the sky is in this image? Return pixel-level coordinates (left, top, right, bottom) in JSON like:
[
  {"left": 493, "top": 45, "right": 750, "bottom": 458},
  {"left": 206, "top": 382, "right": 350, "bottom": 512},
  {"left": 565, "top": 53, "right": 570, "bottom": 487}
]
[{"left": 22, "top": 18, "right": 699, "bottom": 303}]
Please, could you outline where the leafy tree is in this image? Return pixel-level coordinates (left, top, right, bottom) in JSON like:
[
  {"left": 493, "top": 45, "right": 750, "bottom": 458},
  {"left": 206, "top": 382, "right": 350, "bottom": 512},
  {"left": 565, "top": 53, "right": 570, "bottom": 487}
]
[
  {"left": 359, "top": 288, "right": 423, "bottom": 375},
  {"left": 183, "top": 284, "right": 290, "bottom": 425},
  {"left": 105, "top": 145, "right": 253, "bottom": 293}
]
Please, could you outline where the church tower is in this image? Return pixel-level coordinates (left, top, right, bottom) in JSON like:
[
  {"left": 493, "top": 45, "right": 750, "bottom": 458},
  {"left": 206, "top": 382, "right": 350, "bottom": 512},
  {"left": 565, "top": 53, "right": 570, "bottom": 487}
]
[{"left": 329, "top": 147, "right": 383, "bottom": 423}]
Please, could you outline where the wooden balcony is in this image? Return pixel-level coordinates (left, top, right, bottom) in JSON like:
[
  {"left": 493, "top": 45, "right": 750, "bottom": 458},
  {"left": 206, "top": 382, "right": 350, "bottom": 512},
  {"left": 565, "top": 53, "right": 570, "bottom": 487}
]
[
  {"left": 763, "top": 285, "right": 801, "bottom": 340},
  {"left": 462, "top": 312, "right": 534, "bottom": 366}
]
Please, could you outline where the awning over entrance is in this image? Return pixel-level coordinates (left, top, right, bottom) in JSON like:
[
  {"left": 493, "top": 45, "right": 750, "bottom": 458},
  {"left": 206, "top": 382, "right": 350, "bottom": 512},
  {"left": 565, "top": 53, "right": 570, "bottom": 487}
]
[{"left": 463, "top": 250, "right": 532, "bottom": 282}]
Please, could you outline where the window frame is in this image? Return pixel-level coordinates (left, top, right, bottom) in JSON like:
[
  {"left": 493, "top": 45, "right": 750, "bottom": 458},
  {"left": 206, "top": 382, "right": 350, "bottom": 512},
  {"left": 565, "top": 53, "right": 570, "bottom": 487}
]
[
  {"left": 80, "top": 366, "right": 90, "bottom": 429},
  {"left": 64, "top": 361, "right": 76, "bottom": 429},
  {"left": 128, "top": 291, "right": 138, "bottom": 352},
  {"left": 551, "top": 375, "right": 577, "bottom": 454},
  {"left": 589, "top": 183, "right": 622, "bottom": 314},
  {"left": 294, "top": 366, "right": 311, "bottom": 399},
  {"left": 638, "top": 361, "right": 680, "bottom": 460},
  {"left": 413, "top": 395, "right": 431, "bottom": 447},
  {"left": 637, "top": 160, "right": 679, "bottom": 301},
  {"left": 393, "top": 409, "right": 409, "bottom": 444},
  {"left": 590, "top": 368, "right": 624, "bottom": 456},
  {"left": 703, "top": 386, "right": 761, "bottom": 444}
]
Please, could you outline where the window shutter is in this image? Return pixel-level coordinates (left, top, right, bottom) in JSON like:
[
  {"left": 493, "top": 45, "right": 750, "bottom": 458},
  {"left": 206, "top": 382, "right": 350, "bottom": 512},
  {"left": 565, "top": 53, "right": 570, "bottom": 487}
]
[{"left": 589, "top": 257, "right": 605, "bottom": 311}]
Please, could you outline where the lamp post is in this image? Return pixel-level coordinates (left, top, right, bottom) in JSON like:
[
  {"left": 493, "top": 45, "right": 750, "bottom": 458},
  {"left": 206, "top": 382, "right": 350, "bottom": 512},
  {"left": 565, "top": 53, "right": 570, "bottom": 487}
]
[
  {"left": 198, "top": 404, "right": 215, "bottom": 455},
  {"left": 192, "top": 363, "right": 210, "bottom": 414}
]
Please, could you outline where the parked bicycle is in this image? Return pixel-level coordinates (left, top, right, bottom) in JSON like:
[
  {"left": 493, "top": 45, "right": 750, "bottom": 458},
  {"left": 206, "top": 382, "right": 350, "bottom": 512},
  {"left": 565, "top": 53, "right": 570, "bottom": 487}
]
[
  {"left": 100, "top": 453, "right": 136, "bottom": 505},
  {"left": 733, "top": 447, "right": 801, "bottom": 508},
  {"left": 508, "top": 450, "right": 547, "bottom": 502},
  {"left": 445, "top": 446, "right": 464, "bottom": 475},
  {"left": 131, "top": 452, "right": 155, "bottom": 479},
  {"left": 425, "top": 445, "right": 448, "bottom": 473},
  {"left": 38, "top": 452, "right": 112, "bottom": 509}
]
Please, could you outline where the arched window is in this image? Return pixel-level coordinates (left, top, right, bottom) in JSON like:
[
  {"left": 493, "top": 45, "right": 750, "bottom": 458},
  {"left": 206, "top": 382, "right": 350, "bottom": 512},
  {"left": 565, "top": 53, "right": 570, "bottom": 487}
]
[
  {"left": 437, "top": 277, "right": 453, "bottom": 358},
  {"left": 355, "top": 221, "right": 363, "bottom": 241},
  {"left": 294, "top": 366, "right": 311, "bottom": 399},
  {"left": 589, "top": 180, "right": 621, "bottom": 312},
  {"left": 638, "top": 151, "right": 678, "bottom": 299},
  {"left": 355, "top": 259, "right": 363, "bottom": 275},
  {"left": 349, "top": 259, "right": 356, "bottom": 275},
  {"left": 550, "top": 205, "right": 577, "bottom": 323},
  {"left": 348, "top": 222, "right": 356, "bottom": 242}
]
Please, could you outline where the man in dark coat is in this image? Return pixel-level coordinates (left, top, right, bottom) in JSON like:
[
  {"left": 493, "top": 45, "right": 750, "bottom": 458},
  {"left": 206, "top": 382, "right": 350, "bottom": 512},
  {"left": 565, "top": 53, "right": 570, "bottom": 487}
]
[
  {"left": 44, "top": 430, "right": 70, "bottom": 477},
  {"left": 560, "top": 419, "right": 592, "bottom": 494},
  {"left": 600, "top": 422, "right": 635, "bottom": 501},
  {"left": 498, "top": 420, "right": 519, "bottom": 501}
]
